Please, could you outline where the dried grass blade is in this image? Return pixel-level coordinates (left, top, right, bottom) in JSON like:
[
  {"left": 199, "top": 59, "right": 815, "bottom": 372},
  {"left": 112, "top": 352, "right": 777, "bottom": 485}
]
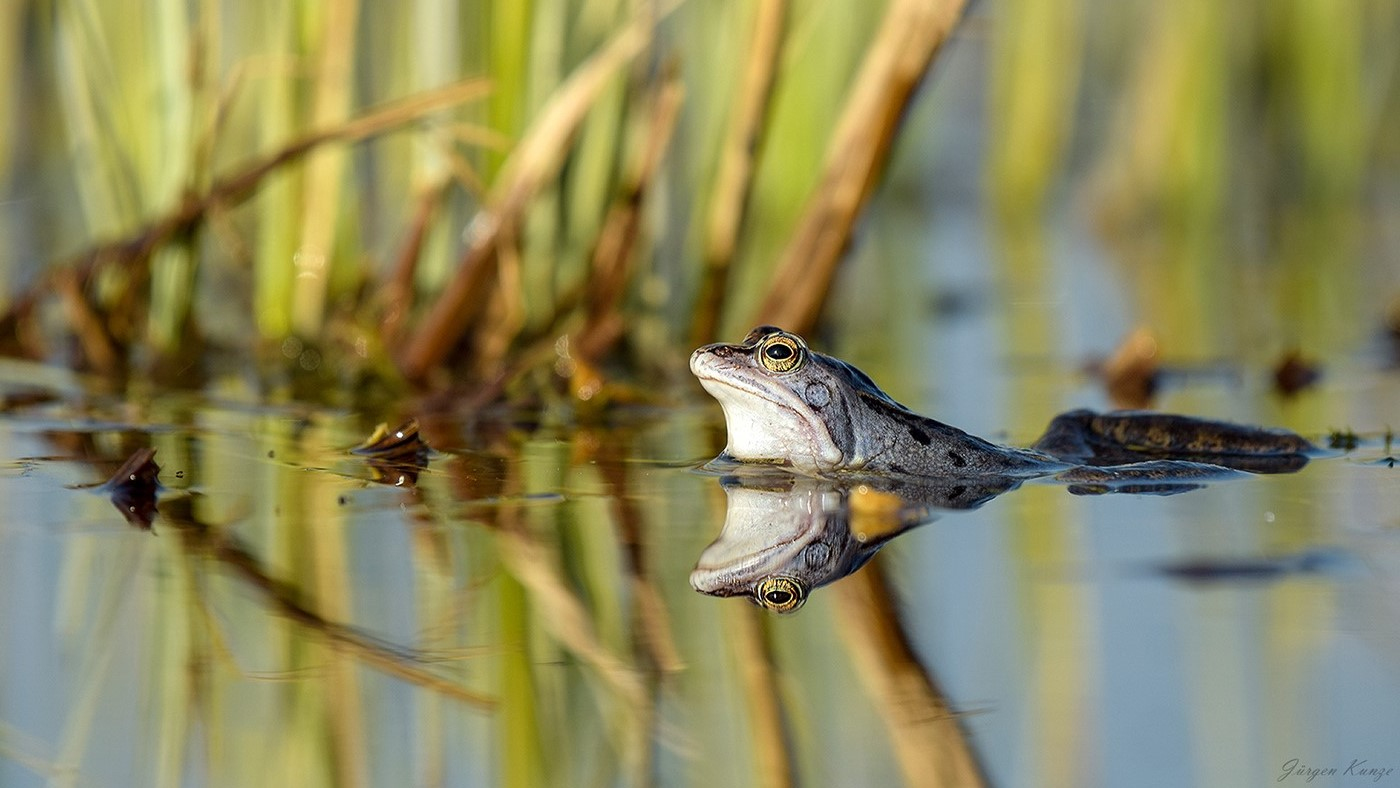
[
  {"left": 397, "top": 9, "right": 661, "bottom": 383},
  {"left": 572, "top": 73, "right": 685, "bottom": 361}
]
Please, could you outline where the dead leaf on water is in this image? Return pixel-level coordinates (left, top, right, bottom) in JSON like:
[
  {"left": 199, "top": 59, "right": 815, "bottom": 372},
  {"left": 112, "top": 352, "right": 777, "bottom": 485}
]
[
  {"left": 101, "top": 447, "right": 161, "bottom": 529},
  {"left": 352, "top": 418, "right": 428, "bottom": 459},
  {"left": 351, "top": 419, "right": 430, "bottom": 487}
]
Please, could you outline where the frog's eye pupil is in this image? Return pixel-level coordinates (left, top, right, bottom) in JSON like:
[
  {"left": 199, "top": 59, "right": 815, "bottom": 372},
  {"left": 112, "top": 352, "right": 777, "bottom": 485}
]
[
  {"left": 759, "top": 337, "right": 803, "bottom": 372},
  {"left": 756, "top": 576, "right": 806, "bottom": 612}
]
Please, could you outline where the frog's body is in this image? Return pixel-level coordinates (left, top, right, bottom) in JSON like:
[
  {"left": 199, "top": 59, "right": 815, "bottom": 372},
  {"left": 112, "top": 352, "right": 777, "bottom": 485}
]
[{"left": 691, "top": 326, "right": 1315, "bottom": 482}]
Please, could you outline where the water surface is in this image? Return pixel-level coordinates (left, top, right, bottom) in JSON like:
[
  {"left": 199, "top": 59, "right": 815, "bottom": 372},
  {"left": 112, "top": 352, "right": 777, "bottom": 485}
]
[{"left": 3, "top": 358, "right": 1399, "bottom": 787}]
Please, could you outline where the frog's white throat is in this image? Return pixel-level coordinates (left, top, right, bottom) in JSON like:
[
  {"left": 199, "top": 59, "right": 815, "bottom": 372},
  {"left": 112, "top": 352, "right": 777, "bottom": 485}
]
[{"left": 694, "top": 374, "right": 843, "bottom": 471}]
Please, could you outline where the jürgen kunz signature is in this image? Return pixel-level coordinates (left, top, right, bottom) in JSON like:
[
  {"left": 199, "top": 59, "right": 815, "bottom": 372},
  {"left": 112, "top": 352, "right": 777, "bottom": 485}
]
[{"left": 1279, "top": 759, "right": 1396, "bottom": 783}]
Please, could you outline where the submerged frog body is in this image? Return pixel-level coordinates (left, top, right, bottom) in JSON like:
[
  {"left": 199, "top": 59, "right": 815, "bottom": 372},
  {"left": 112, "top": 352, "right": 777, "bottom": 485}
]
[{"left": 691, "top": 326, "right": 1315, "bottom": 480}]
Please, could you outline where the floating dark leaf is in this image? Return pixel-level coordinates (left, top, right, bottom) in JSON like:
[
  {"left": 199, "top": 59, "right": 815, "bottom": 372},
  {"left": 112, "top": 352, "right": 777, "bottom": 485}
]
[
  {"left": 352, "top": 419, "right": 429, "bottom": 460},
  {"left": 352, "top": 419, "right": 429, "bottom": 486},
  {"left": 365, "top": 459, "right": 424, "bottom": 487},
  {"left": 102, "top": 447, "right": 161, "bottom": 529}
]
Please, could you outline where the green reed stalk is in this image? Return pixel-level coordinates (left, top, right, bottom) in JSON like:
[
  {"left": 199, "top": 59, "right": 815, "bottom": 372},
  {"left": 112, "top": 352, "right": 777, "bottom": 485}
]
[
  {"left": 292, "top": 0, "right": 360, "bottom": 339},
  {"left": 407, "top": 0, "right": 465, "bottom": 296},
  {"left": 152, "top": 537, "right": 195, "bottom": 788},
  {"left": 145, "top": 0, "right": 197, "bottom": 357},
  {"left": 1279, "top": 0, "right": 1366, "bottom": 205},
  {"left": 499, "top": 575, "right": 545, "bottom": 788},
  {"left": 988, "top": 0, "right": 1082, "bottom": 221},
  {"left": 719, "top": 3, "right": 875, "bottom": 336},
  {"left": 252, "top": 2, "right": 301, "bottom": 341}
]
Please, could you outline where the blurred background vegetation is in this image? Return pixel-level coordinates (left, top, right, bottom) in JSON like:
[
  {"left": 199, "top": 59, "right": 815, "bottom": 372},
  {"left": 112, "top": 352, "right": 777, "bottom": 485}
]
[
  {"left": 4, "top": 4, "right": 1400, "bottom": 786},
  {"left": 0, "top": 0, "right": 1396, "bottom": 405}
]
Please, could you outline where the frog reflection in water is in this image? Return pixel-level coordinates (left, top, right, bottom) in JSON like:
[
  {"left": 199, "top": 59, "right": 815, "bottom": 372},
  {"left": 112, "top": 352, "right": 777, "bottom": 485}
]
[
  {"left": 689, "top": 326, "right": 1317, "bottom": 610},
  {"left": 691, "top": 472, "right": 1018, "bottom": 612}
]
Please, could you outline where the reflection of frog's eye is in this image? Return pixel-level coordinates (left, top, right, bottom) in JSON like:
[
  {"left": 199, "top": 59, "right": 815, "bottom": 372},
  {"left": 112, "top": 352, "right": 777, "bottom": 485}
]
[
  {"left": 755, "top": 576, "right": 806, "bottom": 613},
  {"left": 759, "top": 336, "right": 804, "bottom": 373}
]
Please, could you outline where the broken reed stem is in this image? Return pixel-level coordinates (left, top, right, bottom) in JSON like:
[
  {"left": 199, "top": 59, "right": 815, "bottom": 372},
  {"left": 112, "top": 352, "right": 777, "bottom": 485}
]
[
  {"left": 750, "top": 0, "right": 969, "bottom": 335},
  {"left": 690, "top": 0, "right": 788, "bottom": 346},
  {"left": 396, "top": 8, "right": 662, "bottom": 384},
  {"left": 380, "top": 179, "right": 451, "bottom": 347},
  {"left": 210, "top": 533, "right": 495, "bottom": 708}
]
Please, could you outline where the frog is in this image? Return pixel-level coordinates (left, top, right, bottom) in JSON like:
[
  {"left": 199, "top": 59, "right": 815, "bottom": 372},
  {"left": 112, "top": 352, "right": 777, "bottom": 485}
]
[{"left": 691, "top": 326, "right": 1316, "bottom": 483}]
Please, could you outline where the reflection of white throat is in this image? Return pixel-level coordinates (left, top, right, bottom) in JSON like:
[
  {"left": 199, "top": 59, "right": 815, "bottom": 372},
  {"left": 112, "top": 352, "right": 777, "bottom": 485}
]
[{"left": 690, "top": 483, "right": 842, "bottom": 593}]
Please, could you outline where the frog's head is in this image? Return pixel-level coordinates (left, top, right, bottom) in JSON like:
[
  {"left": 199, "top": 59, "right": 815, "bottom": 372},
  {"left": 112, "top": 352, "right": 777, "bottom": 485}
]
[{"left": 690, "top": 326, "right": 899, "bottom": 472}]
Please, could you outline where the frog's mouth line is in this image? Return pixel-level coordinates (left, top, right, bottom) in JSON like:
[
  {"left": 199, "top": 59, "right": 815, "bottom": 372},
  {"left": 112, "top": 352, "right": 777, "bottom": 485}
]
[
  {"left": 689, "top": 531, "right": 812, "bottom": 596},
  {"left": 695, "top": 372, "right": 836, "bottom": 451},
  {"left": 690, "top": 496, "right": 825, "bottom": 595},
  {"left": 689, "top": 351, "right": 811, "bottom": 417},
  {"left": 692, "top": 368, "right": 794, "bottom": 414}
]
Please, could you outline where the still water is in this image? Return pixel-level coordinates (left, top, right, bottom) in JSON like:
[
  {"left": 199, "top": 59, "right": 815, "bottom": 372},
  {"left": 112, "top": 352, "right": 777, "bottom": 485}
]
[{"left": 2, "top": 348, "right": 1399, "bottom": 787}]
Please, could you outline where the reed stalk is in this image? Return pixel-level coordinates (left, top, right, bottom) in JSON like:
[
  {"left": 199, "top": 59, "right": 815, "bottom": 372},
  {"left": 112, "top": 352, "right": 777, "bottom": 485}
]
[
  {"left": 690, "top": 0, "right": 787, "bottom": 346},
  {"left": 2, "top": 0, "right": 1391, "bottom": 397},
  {"left": 987, "top": 0, "right": 1082, "bottom": 221},
  {"left": 750, "top": 0, "right": 969, "bottom": 336},
  {"left": 398, "top": 8, "right": 659, "bottom": 382},
  {"left": 292, "top": 0, "right": 360, "bottom": 338},
  {"left": 831, "top": 560, "right": 988, "bottom": 788}
]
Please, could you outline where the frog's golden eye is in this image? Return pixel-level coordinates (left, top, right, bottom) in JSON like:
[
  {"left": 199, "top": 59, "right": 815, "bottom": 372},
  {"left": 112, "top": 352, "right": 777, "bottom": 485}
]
[
  {"left": 755, "top": 576, "right": 806, "bottom": 613},
  {"left": 758, "top": 335, "right": 805, "bottom": 373}
]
